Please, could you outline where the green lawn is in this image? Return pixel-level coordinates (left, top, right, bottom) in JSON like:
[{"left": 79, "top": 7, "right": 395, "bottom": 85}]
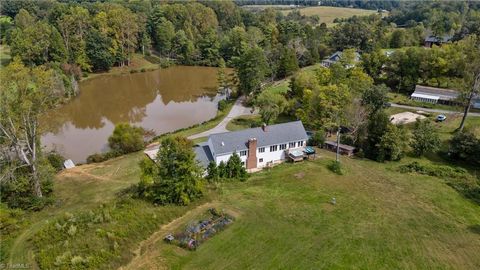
[{"left": 130, "top": 150, "right": 480, "bottom": 269}]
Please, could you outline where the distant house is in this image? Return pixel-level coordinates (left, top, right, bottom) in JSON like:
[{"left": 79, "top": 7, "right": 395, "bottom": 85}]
[
  {"left": 194, "top": 121, "right": 309, "bottom": 170},
  {"left": 424, "top": 34, "right": 452, "bottom": 48},
  {"left": 410, "top": 85, "right": 480, "bottom": 108},
  {"left": 321, "top": 51, "right": 360, "bottom": 68}
]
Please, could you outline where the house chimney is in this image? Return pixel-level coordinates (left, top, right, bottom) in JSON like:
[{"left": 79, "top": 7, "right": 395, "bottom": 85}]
[
  {"left": 246, "top": 138, "right": 257, "bottom": 169},
  {"left": 262, "top": 123, "right": 267, "bottom": 132}
]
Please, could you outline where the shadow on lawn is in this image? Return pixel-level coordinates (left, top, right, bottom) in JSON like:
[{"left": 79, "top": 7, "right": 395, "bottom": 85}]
[{"left": 468, "top": 225, "right": 480, "bottom": 235}]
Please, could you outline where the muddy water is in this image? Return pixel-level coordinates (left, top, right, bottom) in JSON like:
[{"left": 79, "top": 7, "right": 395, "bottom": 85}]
[{"left": 41, "top": 66, "right": 226, "bottom": 163}]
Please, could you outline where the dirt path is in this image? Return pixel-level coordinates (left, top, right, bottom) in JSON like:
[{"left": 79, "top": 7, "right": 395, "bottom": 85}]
[
  {"left": 118, "top": 202, "right": 221, "bottom": 270},
  {"left": 390, "top": 103, "right": 480, "bottom": 117}
]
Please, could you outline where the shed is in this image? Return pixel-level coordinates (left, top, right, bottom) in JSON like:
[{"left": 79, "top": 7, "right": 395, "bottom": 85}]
[{"left": 324, "top": 141, "right": 356, "bottom": 156}]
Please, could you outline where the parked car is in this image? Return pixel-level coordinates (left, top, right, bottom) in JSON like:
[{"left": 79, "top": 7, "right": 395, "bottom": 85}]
[{"left": 436, "top": 114, "right": 447, "bottom": 122}]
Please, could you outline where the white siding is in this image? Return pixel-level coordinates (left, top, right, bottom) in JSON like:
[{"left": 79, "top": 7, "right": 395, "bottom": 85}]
[{"left": 213, "top": 140, "right": 307, "bottom": 169}]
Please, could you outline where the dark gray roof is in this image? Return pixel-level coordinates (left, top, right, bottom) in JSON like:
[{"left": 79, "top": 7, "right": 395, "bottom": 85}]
[
  {"left": 209, "top": 121, "right": 308, "bottom": 155},
  {"left": 424, "top": 35, "right": 452, "bottom": 43},
  {"left": 325, "top": 141, "right": 356, "bottom": 151},
  {"left": 324, "top": 51, "right": 361, "bottom": 63},
  {"left": 194, "top": 142, "right": 214, "bottom": 168},
  {"left": 413, "top": 85, "right": 460, "bottom": 100}
]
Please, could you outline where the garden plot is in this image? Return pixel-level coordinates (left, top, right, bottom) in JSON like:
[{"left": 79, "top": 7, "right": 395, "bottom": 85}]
[{"left": 164, "top": 208, "right": 234, "bottom": 250}]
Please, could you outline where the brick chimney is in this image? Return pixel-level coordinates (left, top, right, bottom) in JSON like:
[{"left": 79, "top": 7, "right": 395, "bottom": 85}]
[
  {"left": 261, "top": 123, "right": 267, "bottom": 132},
  {"left": 246, "top": 138, "right": 257, "bottom": 169}
]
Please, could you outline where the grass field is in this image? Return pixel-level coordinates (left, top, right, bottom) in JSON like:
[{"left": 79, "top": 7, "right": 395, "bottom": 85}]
[
  {"left": 4, "top": 112, "right": 480, "bottom": 269},
  {"left": 282, "top": 6, "right": 379, "bottom": 25},
  {"left": 124, "top": 150, "right": 480, "bottom": 269}
]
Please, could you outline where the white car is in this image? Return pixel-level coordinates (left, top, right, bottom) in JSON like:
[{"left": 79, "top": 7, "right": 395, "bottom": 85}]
[{"left": 436, "top": 114, "right": 447, "bottom": 122}]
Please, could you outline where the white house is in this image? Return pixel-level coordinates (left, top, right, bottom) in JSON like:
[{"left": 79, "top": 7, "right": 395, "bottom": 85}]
[{"left": 194, "top": 121, "right": 309, "bottom": 170}]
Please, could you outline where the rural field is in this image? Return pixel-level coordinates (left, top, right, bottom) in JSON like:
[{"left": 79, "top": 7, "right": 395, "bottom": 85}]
[
  {"left": 4, "top": 113, "right": 480, "bottom": 269},
  {"left": 125, "top": 150, "right": 480, "bottom": 269},
  {"left": 282, "top": 6, "right": 379, "bottom": 24},
  {"left": 241, "top": 5, "right": 379, "bottom": 25}
]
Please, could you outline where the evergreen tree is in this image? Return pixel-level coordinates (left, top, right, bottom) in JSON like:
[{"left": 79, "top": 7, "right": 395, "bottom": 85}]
[
  {"left": 277, "top": 47, "right": 299, "bottom": 78},
  {"left": 226, "top": 153, "right": 247, "bottom": 181},
  {"left": 206, "top": 161, "right": 219, "bottom": 182}
]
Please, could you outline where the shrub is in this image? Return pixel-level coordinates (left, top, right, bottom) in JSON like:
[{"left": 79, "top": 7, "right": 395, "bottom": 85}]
[
  {"left": 108, "top": 123, "right": 145, "bottom": 155},
  {"left": 217, "top": 99, "right": 228, "bottom": 111},
  {"left": 327, "top": 160, "right": 344, "bottom": 175},
  {"left": 46, "top": 151, "right": 65, "bottom": 172},
  {"left": 308, "top": 130, "right": 325, "bottom": 147},
  {"left": 86, "top": 151, "right": 118, "bottom": 164},
  {"left": 399, "top": 161, "right": 479, "bottom": 204}
]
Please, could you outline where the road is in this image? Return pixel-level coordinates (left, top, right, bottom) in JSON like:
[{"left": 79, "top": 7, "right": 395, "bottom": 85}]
[
  {"left": 188, "top": 96, "right": 254, "bottom": 139},
  {"left": 390, "top": 103, "right": 480, "bottom": 117}
]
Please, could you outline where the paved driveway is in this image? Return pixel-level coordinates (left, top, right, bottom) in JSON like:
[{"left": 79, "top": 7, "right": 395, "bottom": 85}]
[{"left": 188, "top": 96, "right": 254, "bottom": 139}]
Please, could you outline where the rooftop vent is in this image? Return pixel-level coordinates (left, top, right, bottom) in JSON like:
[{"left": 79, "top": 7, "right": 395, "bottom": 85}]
[
  {"left": 262, "top": 123, "right": 267, "bottom": 132},
  {"left": 221, "top": 141, "right": 225, "bottom": 146}
]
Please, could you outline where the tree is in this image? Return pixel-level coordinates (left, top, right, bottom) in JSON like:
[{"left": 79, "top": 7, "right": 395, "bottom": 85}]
[
  {"left": 154, "top": 18, "right": 175, "bottom": 57},
  {"left": 86, "top": 29, "right": 114, "bottom": 71},
  {"left": 390, "top": 29, "right": 406, "bottom": 48},
  {"left": 10, "top": 21, "right": 67, "bottom": 66},
  {"left": 458, "top": 35, "right": 480, "bottom": 131},
  {"left": 277, "top": 47, "right": 299, "bottom": 78},
  {"left": 255, "top": 91, "right": 287, "bottom": 125},
  {"left": 449, "top": 130, "right": 480, "bottom": 164},
  {"left": 206, "top": 161, "right": 219, "bottom": 182},
  {"left": 108, "top": 123, "right": 144, "bottom": 154},
  {"left": 139, "top": 136, "right": 204, "bottom": 205},
  {"left": 0, "top": 57, "right": 63, "bottom": 199},
  {"left": 363, "top": 110, "right": 390, "bottom": 160},
  {"left": 361, "top": 49, "right": 387, "bottom": 82},
  {"left": 226, "top": 152, "right": 247, "bottom": 180},
  {"left": 411, "top": 119, "right": 440, "bottom": 156},
  {"left": 235, "top": 46, "right": 268, "bottom": 95},
  {"left": 378, "top": 125, "right": 409, "bottom": 162},
  {"left": 55, "top": 6, "right": 91, "bottom": 70},
  {"left": 362, "top": 84, "right": 390, "bottom": 113}
]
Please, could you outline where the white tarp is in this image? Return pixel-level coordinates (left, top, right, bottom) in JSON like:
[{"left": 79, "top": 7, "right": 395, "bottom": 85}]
[{"left": 63, "top": 159, "right": 76, "bottom": 169}]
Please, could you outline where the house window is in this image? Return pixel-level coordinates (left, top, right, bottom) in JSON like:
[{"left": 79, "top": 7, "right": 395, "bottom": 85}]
[
  {"left": 269, "top": 145, "right": 278, "bottom": 152},
  {"left": 259, "top": 147, "right": 265, "bottom": 153},
  {"left": 259, "top": 158, "right": 263, "bottom": 163},
  {"left": 298, "top": 141, "right": 304, "bottom": 147},
  {"left": 279, "top": 144, "right": 287, "bottom": 150},
  {"left": 240, "top": 150, "right": 247, "bottom": 156},
  {"left": 289, "top": 142, "right": 296, "bottom": 148}
]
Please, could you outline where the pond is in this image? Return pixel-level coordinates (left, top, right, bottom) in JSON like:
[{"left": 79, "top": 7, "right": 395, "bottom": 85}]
[{"left": 41, "top": 66, "right": 226, "bottom": 163}]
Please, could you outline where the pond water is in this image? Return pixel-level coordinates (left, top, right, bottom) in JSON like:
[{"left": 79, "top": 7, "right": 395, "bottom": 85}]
[{"left": 41, "top": 66, "right": 225, "bottom": 163}]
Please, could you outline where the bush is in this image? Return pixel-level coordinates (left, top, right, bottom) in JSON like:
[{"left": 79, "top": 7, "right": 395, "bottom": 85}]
[
  {"left": 86, "top": 151, "right": 119, "bottom": 164},
  {"left": 108, "top": 123, "right": 145, "bottom": 155},
  {"left": 308, "top": 130, "right": 326, "bottom": 147},
  {"left": 217, "top": 99, "right": 228, "bottom": 111},
  {"left": 399, "top": 161, "right": 480, "bottom": 204},
  {"left": 46, "top": 151, "right": 65, "bottom": 172},
  {"left": 327, "top": 160, "right": 344, "bottom": 175}
]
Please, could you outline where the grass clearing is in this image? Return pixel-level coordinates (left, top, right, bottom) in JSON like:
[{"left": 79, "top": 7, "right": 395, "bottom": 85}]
[
  {"left": 81, "top": 54, "right": 160, "bottom": 82},
  {"left": 125, "top": 150, "right": 480, "bottom": 269},
  {"left": 282, "top": 6, "right": 378, "bottom": 25}
]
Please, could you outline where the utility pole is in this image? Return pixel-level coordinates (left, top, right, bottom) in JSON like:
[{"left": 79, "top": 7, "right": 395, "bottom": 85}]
[{"left": 336, "top": 129, "right": 340, "bottom": 163}]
